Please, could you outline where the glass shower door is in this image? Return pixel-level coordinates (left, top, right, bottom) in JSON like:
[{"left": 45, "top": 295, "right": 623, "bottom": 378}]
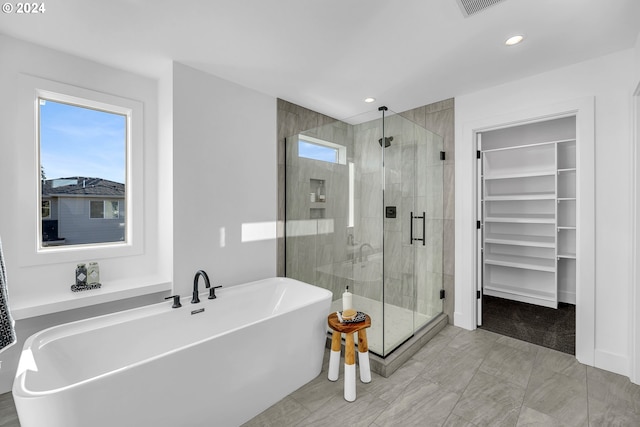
[
  {"left": 284, "top": 107, "right": 443, "bottom": 358},
  {"left": 381, "top": 111, "right": 444, "bottom": 356},
  {"left": 351, "top": 114, "right": 385, "bottom": 356},
  {"left": 414, "top": 118, "right": 444, "bottom": 332}
]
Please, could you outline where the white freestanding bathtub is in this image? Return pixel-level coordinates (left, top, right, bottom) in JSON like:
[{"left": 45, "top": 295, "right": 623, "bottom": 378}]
[{"left": 13, "top": 277, "right": 332, "bottom": 427}]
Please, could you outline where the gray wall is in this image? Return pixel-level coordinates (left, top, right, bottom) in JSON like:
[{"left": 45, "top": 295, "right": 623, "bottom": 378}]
[{"left": 277, "top": 100, "right": 340, "bottom": 277}]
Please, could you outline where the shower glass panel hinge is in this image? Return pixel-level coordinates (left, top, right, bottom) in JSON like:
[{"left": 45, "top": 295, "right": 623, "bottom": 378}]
[
  {"left": 440, "top": 289, "right": 446, "bottom": 300},
  {"left": 440, "top": 151, "right": 446, "bottom": 161}
]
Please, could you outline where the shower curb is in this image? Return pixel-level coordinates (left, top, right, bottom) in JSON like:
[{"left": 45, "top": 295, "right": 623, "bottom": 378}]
[{"left": 325, "top": 312, "right": 448, "bottom": 378}]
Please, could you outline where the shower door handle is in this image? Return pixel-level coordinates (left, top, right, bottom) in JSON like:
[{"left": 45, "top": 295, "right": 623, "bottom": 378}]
[
  {"left": 410, "top": 212, "right": 426, "bottom": 246},
  {"left": 410, "top": 212, "right": 413, "bottom": 245}
]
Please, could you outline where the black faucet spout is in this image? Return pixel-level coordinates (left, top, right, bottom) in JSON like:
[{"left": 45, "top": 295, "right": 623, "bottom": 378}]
[{"left": 192, "top": 270, "right": 211, "bottom": 304}]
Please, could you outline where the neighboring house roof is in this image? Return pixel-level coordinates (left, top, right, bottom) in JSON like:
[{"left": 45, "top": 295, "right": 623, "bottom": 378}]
[{"left": 42, "top": 177, "right": 125, "bottom": 197}]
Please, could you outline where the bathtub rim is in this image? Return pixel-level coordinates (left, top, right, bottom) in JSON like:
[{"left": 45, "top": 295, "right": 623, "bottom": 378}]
[{"left": 13, "top": 277, "right": 332, "bottom": 397}]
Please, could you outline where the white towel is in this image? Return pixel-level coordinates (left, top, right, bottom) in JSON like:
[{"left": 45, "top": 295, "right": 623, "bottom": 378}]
[{"left": 0, "top": 236, "right": 16, "bottom": 351}]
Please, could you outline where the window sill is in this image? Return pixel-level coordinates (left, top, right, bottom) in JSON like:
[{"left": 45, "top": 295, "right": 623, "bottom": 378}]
[{"left": 11, "top": 276, "right": 171, "bottom": 320}]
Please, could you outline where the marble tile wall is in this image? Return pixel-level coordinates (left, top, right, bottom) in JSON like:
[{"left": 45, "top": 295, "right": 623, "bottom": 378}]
[
  {"left": 277, "top": 99, "right": 339, "bottom": 277},
  {"left": 278, "top": 100, "right": 353, "bottom": 300}
]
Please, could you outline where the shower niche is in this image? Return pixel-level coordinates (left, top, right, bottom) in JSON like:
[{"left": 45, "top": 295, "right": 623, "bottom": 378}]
[
  {"left": 309, "top": 178, "right": 326, "bottom": 219},
  {"left": 285, "top": 107, "right": 445, "bottom": 359}
]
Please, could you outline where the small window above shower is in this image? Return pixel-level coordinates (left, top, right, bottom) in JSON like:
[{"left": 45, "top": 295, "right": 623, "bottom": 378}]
[{"left": 298, "top": 135, "right": 346, "bottom": 165}]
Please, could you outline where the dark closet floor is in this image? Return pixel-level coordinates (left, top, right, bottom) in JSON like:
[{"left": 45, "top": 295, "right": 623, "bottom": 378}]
[{"left": 479, "top": 295, "right": 576, "bottom": 355}]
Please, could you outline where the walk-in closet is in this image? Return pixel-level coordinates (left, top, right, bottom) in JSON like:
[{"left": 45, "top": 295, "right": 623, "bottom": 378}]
[{"left": 477, "top": 116, "right": 577, "bottom": 354}]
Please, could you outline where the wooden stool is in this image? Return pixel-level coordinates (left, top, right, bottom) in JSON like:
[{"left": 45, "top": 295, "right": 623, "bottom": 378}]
[{"left": 327, "top": 312, "right": 372, "bottom": 402}]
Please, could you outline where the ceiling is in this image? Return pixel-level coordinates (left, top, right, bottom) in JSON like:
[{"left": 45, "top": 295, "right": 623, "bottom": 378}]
[{"left": 1, "top": 0, "right": 639, "bottom": 120}]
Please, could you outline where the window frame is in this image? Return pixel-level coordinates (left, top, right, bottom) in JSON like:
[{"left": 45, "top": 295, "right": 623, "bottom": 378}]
[
  {"left": 17, "top": 74, "right": 144, "bottom": 266},
  {"left": 298, "top": 135, "right": 347, "bottom": 165}
]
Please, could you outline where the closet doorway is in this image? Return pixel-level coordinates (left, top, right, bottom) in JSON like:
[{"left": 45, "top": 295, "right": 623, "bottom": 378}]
[{"left": 476, "top": 116, "right": 577, "bottom": 355}]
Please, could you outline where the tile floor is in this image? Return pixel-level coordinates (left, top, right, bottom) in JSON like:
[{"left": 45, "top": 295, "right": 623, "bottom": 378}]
[
  {"left": 242, "top": 325, "right": 640, "bottom": 426},
  {"left": 2, "top": 325, "right": 639, "bottom": 426}
]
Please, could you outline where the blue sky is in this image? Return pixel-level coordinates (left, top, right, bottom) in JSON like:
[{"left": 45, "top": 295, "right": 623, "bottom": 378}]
[
  {"left": 39, "top": 99, "right": 126, "bottom": 184},
  {"left": 298, "top": 140, "right": 337, "bottom": 163}
]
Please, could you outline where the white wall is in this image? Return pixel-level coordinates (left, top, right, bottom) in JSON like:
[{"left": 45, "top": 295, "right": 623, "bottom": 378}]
[
  {"left": 635, "top": 33, "right": 640, "bottom": 76},
  {"left": 0, "top": 34, "right": 167, "bottom": 303},
  {"left": 0, "top": 39, "right": 278, "bottom": 394},
  {"left": 455, "top": 48, "right": 637, "bottom": 378},
  {"left": 0, "top": 35, "right": 169, "bottom": 392},
  {"left": 172, "top": 63, "right": 277, "bottom": 297},
  {"left": 631, "top": 33, "right": 640, "bottom": 384}
]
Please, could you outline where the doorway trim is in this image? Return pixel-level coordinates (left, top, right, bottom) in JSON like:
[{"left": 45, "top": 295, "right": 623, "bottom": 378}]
[
  {"left": 632, "top": 82, "right": 640, "bottom": 384},
  {"left": 457, "top": 96, "right": 595, "bottom": 366}
]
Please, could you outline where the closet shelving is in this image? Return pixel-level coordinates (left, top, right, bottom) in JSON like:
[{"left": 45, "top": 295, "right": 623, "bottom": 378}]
[{"left": 480, "top": 137, "right": 577, "bottom": 309}]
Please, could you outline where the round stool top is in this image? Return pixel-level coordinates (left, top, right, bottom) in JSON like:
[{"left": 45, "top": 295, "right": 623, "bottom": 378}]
[{"left": 327, "top": 312, "right": 371, "bottom": 333}]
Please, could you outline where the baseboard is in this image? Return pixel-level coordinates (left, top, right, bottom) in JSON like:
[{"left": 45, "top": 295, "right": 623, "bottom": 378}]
[
  {"left": 594, "top": 348, "right": 629, "bottom": 378},
  {"left": 558, "top": 290, "right": 576, "bottom": 305},
  {"left": 454, "top": 311, "right": 474, "bottom": 330}
]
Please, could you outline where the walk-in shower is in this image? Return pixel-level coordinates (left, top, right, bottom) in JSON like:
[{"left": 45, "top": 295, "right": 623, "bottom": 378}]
[{"left": 285, "top": 106, "right": 444, "bottom": 357}]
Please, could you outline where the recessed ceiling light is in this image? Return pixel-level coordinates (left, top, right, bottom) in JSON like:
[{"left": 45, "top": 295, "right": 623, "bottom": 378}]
[
  {"left": 505, "top": 35, "right": 524, "bottom": 46},
  {"left": 364, "top": 97, "right": 376, "bottom": 103}
]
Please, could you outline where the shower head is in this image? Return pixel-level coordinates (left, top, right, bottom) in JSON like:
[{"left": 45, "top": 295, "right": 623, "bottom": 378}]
[{"left": 378, "top": 136, "right": 393, "bottom": 148}]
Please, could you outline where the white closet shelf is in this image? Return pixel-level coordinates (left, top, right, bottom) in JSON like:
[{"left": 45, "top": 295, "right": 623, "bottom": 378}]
[
  {"left": 484, "top": 254, "right": 556, "bottom": 272},
  {"left": 558, "top": 252, "right": 577, "bottom": 259},
  {"left": 484, "top": 282, "right": 555, "bottom": 300},
  {"left": 482, "top": 139, "right": 574, "bottom": 153},
  {"left": 484, "top": 284, "right": 557, "bottom": 308},
  {"left": 484, "top": 193, "right": 556, "bottom": 201},
  {"left": 558, "top": 168, "right": 576, "bottom": 173},
  {"left": 485, "top": 214, "right": 555, "bottom": 224},
  {"left": 484, "top": 233, "right": 555, "bottom": 248},
  {"left": 484, "top": 170, "right": 556, "bottom": 180},
  {"left": 557, "top": 197, "right": 576, "bottom": 201}
]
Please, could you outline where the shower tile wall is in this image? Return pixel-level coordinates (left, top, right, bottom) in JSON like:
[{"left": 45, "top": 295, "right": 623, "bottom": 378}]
[
  {"left": 277, "top": 98, "right": 455, "bottom": 323},
  {"left": 352, "top": 118, "right": 383, "bottom": 302},
  {"left": 286, "top": 122, "right": 352, "bottom": 299},
  {"left": 277, "top": 99, "right": 353, "bottom": 300},
  {"left": 277, "top": 100, "right": 338, "bottom": 277}
]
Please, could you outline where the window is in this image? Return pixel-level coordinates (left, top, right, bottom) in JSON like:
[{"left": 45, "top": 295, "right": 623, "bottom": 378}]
[
  {"left": 41, "top": 200, "right": 51, "bottom": 219},
  {"left": 298, "top": 135, "right": 346, "bottom": 164},
  {"left": 38, "top": 95, "right": 128, "bottom": 247},
  {"left": 299, "top": 140, "right": 338, "bottom": 163},
  {"left": 90, "top": 200, "right": 120, "bottom": 219},
  {"left": 13, "top": 74, "right": 146, "bottom": 272}
]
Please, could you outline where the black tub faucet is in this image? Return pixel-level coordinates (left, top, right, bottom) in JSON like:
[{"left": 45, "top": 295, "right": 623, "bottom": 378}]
[{"left": 192, "top": 270, "right": 211, "bottom": 304}]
